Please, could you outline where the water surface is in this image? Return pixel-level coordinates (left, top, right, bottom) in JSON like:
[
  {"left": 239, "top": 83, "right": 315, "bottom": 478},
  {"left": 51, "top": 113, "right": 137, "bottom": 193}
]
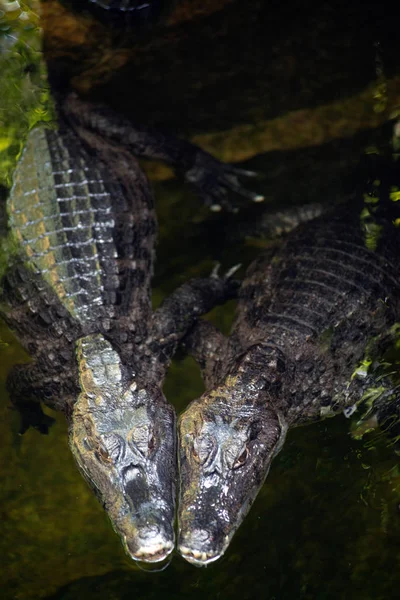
[{"left": 0, "top": 2, "right": 400, "bottom": 599}]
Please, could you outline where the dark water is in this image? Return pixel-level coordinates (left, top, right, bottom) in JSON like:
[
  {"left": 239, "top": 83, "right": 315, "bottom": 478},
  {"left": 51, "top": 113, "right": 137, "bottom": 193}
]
[{"left": 1, "top": 2, "right": 400, "bottom": 599}]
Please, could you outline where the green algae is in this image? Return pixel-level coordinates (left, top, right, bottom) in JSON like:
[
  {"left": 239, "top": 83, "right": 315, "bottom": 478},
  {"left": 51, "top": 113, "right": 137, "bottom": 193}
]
[{"left": 0, "top": 0, "right": 53, "bottom": 188}]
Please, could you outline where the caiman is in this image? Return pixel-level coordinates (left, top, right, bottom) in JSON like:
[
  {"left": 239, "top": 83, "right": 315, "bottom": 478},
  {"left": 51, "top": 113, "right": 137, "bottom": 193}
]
[
  {"left": 0, "top": 91, "right": 258, "bottom": 563},
  {"left": 178, "top": 148, "right": 400, "bottom": 565}
]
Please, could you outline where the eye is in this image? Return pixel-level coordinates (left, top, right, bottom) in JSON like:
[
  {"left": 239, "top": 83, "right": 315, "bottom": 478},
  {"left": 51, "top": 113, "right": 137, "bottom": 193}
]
[
  {"left": 92, "top": 433, "right": 124, "bottom": 466},
  {"left": 95, "top": 444, "right": 113, "bottom": 465},
  {"left": 83, "top": 437, "right": 93, "bottom": 451},
  {"left": 193, "top": 435, "right": 214, "bottom": 465},
  {"left": 233, "top": 446, "right": 249, "bottom": 469},
  {"left": 130, "top": 425, "right": 155, "bottom": 456},
  {"left": 103, "top": 433, "right": 124, "bottom": 462}
]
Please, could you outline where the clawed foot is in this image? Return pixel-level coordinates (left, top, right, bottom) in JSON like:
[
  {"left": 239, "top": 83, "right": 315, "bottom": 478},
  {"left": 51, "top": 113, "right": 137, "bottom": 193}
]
[
  {"left": 210, "top": 262, "right": 242, "bottom": 299},
  {"left": 185, "top": 150, "right": 264, "bottom": 211},
  {"left": 14, "top": 403, "right": 55, "bottom": 435},
  {"left": 211, "top": 262, "right": 241, "bottom": 280}
]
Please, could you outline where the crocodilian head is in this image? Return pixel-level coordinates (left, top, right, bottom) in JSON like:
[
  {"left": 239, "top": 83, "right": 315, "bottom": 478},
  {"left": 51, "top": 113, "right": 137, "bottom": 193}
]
[
  {"left": 69, "top": 334, "right": 176, "bottom": 563},
  {"left": 178, "top": 370, "right": 288, "bottom": 566}
]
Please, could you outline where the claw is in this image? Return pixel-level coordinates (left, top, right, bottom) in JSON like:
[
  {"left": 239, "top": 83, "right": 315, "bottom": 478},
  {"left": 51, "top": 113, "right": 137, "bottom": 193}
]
[
  {"left": 211, "top": 263, "right": 221, "bottom": 279},
  {"left": 224, "top": 263, "right": 242, "bottom": 279},
  {"left": 222, "top": 177, "right": 265, "bottom": 202},
  {"left": 185, "top": 149, "right": 263, "bottom": 211},
  {"left": 218, "top": 171, "right": 265, "bottom": 204},
  {"left": 211, "top": 262, "right": 241, "bottom": 280},
  {"left": 225, "top": 166, "right": 259, "bottom": 178}
]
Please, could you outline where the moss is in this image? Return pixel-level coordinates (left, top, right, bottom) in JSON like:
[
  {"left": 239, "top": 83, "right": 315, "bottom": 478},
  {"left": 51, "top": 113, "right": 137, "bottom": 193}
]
[{"left": 0, "top": 2, "right": 54, "bottom": 186}]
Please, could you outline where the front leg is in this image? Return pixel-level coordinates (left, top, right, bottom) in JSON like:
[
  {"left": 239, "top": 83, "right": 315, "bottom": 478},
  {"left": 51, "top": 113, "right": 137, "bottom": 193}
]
[
  {"left": 62, "top": 93, "right": 263, "bottom": 210},
  {"left": 182, "top": 320, "right": 237, "bottom": 389},
  {"left": 146, "top": 272, "right": 239, "bottom": 377}
]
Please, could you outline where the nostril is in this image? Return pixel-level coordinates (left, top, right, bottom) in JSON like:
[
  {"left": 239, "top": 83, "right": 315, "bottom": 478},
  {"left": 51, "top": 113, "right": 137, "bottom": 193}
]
[
  {"left": 139, "top": 524, "right": 161, "bottom": 541},
  {"left": 122, "top": 465, "right": 142, "bottom": 486},
  {"left": 191, "top": 528, "right": 211, "bottom": 544},
  {"left": 179, "top": 528, "right": 217, "bottom": 564},
  {"left": 204, "top": 462, "right": 222, "bottom": 476}
]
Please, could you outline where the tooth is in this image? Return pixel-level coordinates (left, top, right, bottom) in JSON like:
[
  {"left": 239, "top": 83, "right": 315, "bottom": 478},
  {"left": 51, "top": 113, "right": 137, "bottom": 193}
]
[
  {"left": 192, "top": 550, "right": 202, "bottom": 559},
  {"left": 201, "top": 552, "right": 207, "bottom": 562}
]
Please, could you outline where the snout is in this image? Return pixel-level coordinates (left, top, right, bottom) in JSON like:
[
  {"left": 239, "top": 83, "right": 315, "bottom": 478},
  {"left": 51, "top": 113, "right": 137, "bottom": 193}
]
[
  {"left": 178, "top": 494, "right": 231, "bottom": 566},
  {"left": 178, "top": 525, "right": 226, "bottom": 566},
  {"left": 124, "top": 509, "right": 175, "bottom": 563},
  {"left": 121, "top": 465, "right": 175, "bottom": 563}
]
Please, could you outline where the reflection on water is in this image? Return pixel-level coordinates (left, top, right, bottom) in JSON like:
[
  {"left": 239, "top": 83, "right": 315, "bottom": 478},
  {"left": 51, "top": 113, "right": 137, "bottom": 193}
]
[{"left": 0, "top": 1, "right": 400, "bottom": 599}]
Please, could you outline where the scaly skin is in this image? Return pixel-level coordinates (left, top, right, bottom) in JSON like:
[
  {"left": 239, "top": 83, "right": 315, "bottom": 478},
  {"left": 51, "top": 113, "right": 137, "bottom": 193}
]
[
  {"left": 178, "top": 160, "right": 400, "bottom": 565},
  {"left": 1, "top": 94, "right": 253, "bottom": 563}
]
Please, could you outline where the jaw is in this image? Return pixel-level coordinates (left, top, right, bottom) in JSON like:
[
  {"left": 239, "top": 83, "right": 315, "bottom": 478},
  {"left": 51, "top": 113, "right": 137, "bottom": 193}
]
[
  {"left": 130, "top": 542, "right": 174, "bottom": 564},
  {"left": 71, "top": 335, "right": 178, "bottom": 564},
  {"left": 69, "top": 399, "right": 177, "bottom": 565},
  {"left": 121, "top": 510, "right": 175, "bottom": 563},
  {"left": 177, "top": 473, "right": 268, "bottom": 566},
  {"left": 178, "top": 546, "right": 223, "bottom": 567},
  {"left": 177, "top": 400, "right": 287, "bottom": 566},
  {"left": 116, "top": 441, "right": 177, "bottom": 564},
  {"left": 70, "top": 439, "right": 177, "bottom": 564},
  {"left": 178, "top": 523, "right": 230, "bottom": 566}
]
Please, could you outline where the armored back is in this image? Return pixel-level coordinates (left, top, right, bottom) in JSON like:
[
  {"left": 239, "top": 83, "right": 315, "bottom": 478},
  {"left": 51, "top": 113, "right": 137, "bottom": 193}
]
[{"left": 4, "top": 122, "right": 155, "bottom": 333}]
